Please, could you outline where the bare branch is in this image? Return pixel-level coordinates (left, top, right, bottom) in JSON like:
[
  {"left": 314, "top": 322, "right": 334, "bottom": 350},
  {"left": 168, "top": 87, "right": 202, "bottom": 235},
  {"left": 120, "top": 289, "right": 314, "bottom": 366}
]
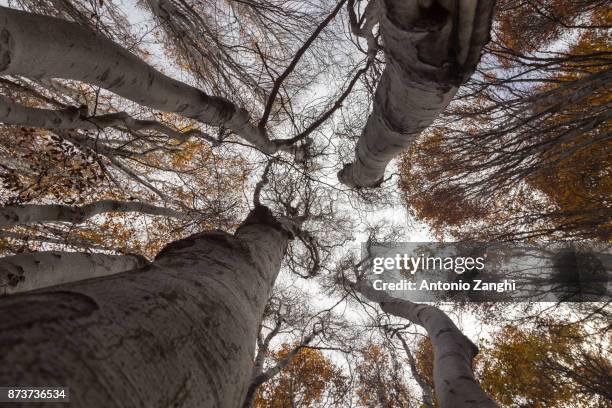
[{"left": 258, "top": 0, "right": 347, "bottom": 129}]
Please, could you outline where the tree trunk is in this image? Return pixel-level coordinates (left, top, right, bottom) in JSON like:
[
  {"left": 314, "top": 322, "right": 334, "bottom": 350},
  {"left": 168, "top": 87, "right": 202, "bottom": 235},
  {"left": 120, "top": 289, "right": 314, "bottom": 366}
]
[
  {"left": 338, "top": 0, "right": 495, "bottom": 187},
  {"left": 357, "top": 281, "right": 498, "bottom": 408},
  {"left": 0, "top": 251, "right": 148, "bottom": 296},
  {"left": 396, "top": 332, "right": 434, "bottom": 408},
  {"left": 0, "top": 6, "right": 275, "bottom": 152},
  {"left": 0, "top": 206, "right": 292, "bottom": 407},
  {"left": 0, "top": 200, "right": 193, "bottom": 228}
]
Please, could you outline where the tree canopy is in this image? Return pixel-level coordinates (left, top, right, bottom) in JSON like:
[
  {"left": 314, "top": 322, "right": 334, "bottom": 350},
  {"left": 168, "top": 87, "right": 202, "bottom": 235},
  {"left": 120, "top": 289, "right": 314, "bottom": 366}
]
[{"left": 0, "top": 1, "right": 610, "bottom": 407}]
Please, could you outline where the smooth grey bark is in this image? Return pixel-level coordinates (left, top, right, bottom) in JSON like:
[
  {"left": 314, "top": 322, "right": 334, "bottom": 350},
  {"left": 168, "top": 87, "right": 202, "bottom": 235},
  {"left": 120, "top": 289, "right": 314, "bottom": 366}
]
[
  {"left": 0, "top": 200, "right": 193, "bottom": 228},
  {"left": 338, "top": 0, "right": 495, "bottom": 187},
  {"left": 357, "top": 281, "right": 498, "bottom": 408},
  {"left": 0, "top": 96, "right": 216, "bottom": 143},
  {"left": 0, "top": 6, "right": 275, "bottom": 152},
  {"left": 0, "top": 205, "right": 294, "bottom": 407},
  {"left": 242, "top": 329, "right": 320, "bottom": 408},
  {"left": 0, "top": 251, "right": 148, "bottom": 296}
]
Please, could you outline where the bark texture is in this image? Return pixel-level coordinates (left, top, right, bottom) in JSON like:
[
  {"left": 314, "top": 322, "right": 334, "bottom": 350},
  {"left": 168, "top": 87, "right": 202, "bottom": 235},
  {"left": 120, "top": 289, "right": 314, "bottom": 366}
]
[
  {"left": 0, "top": 206, "right": 292, "bottom": 407},
  {"left": 338, "top": 0, "right": 495, "bottom": 187},
  {"left": 242, "top": 329, "right": 319, "bottom": 408},
  {"left": 396, "top": 332, "right": 434, "bottom": 408},
  {"left": 0, "top": 251, "right": 148, "bottom": 296},
  {"left": 0, "top": 6, "right": 274, "bottom": 152},
  {"left": 0, "top": 200, "right": 192, "bottom": 228},
  {"left": 358, "top": 281, "right": 498, "bottom": 408}
]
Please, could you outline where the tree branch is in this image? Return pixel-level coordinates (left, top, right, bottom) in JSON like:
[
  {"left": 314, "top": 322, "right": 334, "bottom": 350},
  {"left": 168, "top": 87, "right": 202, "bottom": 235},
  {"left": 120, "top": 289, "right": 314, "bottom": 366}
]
[
  {"left": 0, "top": 200, "right": 194, "bottom": 228},
  {"left": 258, "top": 0, "right": 347, "bottom": 129},
  {"left": 0, "top": 96, "right": 217, "bottom": 144},
  {"left": 338, "top": 0, "right": 495, "bottom": 187},
  {"left": 0, "top": 251, "right": 148, "bottom": 295},
  {"left": 276, "top": 61, "right": 371, "bottom": 147}
]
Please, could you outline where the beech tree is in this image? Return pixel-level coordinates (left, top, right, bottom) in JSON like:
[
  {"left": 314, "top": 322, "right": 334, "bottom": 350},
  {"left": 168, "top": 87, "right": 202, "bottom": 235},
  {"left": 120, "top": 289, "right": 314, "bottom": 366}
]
[
  {"left": 1, "top": 204, "right": 303, "bottom": 406},
  {"left": 338, "top": 0, "right": 495, "bottom": 187},
  {"left": 0, "top": 250, "right": 148, "bottom": 295},
  {"left": 399, "top": 0, "right": 611, "bottom": 241},
  {"left": 245, "top": 282, "right": 386, "bottom": 408},
  {"left": 4, "top": 1, "right": 579, "bottom": 407},
  {"left": 415, "top": 318, "right": 612, "bottom": 407},
  {"left": 350, "top": 278, "right": 498, "bottom": 408}
]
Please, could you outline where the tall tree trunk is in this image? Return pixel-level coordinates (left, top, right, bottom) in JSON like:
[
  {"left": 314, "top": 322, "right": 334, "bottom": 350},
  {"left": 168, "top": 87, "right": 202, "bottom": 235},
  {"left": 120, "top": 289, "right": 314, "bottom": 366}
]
[
  {"left": 0, "top": 206, "right": 293, "bottom": 407},
  {"left": 338, "top": 0, "right": 495, "bottom": 187},
  {"left": 357, "top": 281, "right": 498, "bottom": 408},
  {"left": 0, "top": 6, "right": 275, "bottom": 152},
  {"left": 0, "top": 251, "right": 148, "bottom": 296}
]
